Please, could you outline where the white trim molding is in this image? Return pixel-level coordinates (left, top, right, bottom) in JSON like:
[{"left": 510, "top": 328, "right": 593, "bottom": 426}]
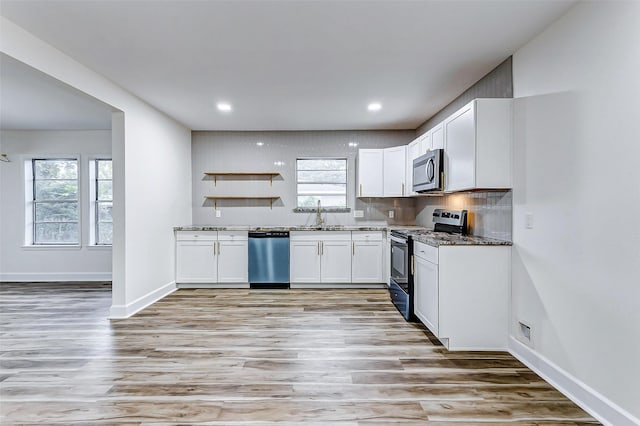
[
  {"left": 509, "top": 337, "right": 640, "bottom": 426},
  {"left": 109, "top": 280, "right": 176, "bottom": 319},
  {"left": 0, "top": 272, "right": 111, "bottom": 282}
]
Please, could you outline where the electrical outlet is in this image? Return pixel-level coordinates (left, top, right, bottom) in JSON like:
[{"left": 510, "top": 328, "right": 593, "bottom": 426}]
[
  {"left": 215, "top": 210, "right": 221, "bottom": 218},
  {"left": 353, "top": 210, "right": 364, "bottom": 218},
  {"left": 388, "top": 210, "right": 395, "bottom": 219}
]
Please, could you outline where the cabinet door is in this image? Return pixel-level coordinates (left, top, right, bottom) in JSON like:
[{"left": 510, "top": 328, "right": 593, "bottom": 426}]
[
  {"left": 357, "top": 149, "right": 384, "bottom": 197},
  {"left": 406, "top": 139, "right": 421, "bottom": 196},
  {"left": 290, "top": 240, "right": 321, "bottom": 282},
  {"left": 431, "top": 122, "right": 444, "bottom": 150},
  {"left": 217, "top": 240, "right": 248, "bottom": 283},
  {"left": 444, "top": 103, "right": 475, "bottom": 192},
  {"left": 351, "top": 241, "right": 384, "bottom": 283},
  {"left": 414, "top": 255, "right": 439, "bottom": 335},
  {"left": 420, "top": 131, "right": 432, "bottom": 154},
  {"left": 383, "top": 145, "right": 407, "bottom": 197},
  {"left": 320, "top": 240, "right": 352, "bottom": 283},
  {"left": 176, "top": 240, "right": 217, "bottom": 283}
]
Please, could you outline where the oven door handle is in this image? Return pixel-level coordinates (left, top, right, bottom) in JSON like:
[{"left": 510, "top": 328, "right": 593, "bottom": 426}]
[{"left": 390, "top": 235, "right": 408, "bottom": 244}]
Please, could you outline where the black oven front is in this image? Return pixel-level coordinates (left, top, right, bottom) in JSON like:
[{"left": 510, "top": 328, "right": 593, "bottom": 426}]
[{"left": 389, "top": 231, "right": 414, "bottom": 320}]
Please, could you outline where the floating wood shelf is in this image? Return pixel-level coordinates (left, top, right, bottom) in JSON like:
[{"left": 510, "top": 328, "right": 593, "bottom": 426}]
[
  {"left": 204, "top": 196, "right": 280, "bottom": 209},
  {"left": 204, "top": 172, "right": 281, "bottom": 186}
]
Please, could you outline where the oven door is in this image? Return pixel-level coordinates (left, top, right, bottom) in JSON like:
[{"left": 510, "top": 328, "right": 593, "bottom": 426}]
[
  {"left": 390, "top": 235, "right": 409, "bottom": 292},
  {"left": 413, "top": 149, "right": 443, "bottom": 192}
]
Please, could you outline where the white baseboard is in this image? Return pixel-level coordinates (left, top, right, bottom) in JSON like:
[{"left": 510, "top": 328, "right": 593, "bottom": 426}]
[
  {"left": 177, "top": 283, "right": 250, "bottom": 289},
  {"left": 509, "top": 336, "right": 639, "bottom": 426},
  {"left": 0, "top": 272, "right": 112, "bottom": 282},
  {"left": 290, "top": 282, "right": 387, "bottom": 289},
  {"left": 109, "top": 280, "right": 176, "bottom": 319}
]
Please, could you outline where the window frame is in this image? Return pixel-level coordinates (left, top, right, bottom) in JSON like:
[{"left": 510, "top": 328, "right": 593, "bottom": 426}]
[
  {"left": 295, "top": 157, "right": 349, "bottom": 210},
  {"left": 31, "top": 158, "right": 80, "bottom": 246},
  {"left": 91, "top": 158, "right": 113, "bottom": 246}
]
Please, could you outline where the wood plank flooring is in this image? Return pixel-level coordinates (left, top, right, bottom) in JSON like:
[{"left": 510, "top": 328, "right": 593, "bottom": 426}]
[{"left": 0, "top": 282, "right": 599, "bottom": 425}]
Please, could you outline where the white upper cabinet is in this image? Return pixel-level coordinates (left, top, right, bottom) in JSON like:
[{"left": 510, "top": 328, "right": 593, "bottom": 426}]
[
  {"left": 431, "top": 122, "right": 444, "bottom": 150},
  {"left": 357, "top": 149, "right": 384, "bottom": 197},
  {"left": 405, "top": 138, "right": 422, "bottom": 196},
  {"left": 419, "top": 131, "right": 432, "bottom": 154},
  {"left": 383, "top": 145, "right": 407, "bottom": 197},
  {"left": 444, "top": 99, "right": 512, "bottom": 192}
]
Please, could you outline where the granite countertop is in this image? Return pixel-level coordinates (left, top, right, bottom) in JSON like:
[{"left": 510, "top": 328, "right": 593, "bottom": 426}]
[
  {"left": 174, "top": 225, "right": 390, "bottom": 232},
  {"left": 409, "top": 230, "right": 512, "bottom": 247},
  {"left": 173, "top": 225, "right": 512, "bottom": 246}
]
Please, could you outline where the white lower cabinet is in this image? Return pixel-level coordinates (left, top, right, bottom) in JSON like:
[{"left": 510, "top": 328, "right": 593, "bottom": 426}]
[
  {"left": 290, "top": 231, "right": 385, "bottom": 286},
  {"left": 413, "top": 242, "right": 439, "bottom": 334},
  {"left": 176, "top": 239, "right": 218, "bottom": 283},
  {"left": 176, "top": 231, "right": 248, "bottom": 286},
  {"left": 217, "top": 237, "right": 249, "bottom": 283},
  {"left": 413, "top": 241, "right": 510, "bottom": 351},
  {"left": 290, "top": 231, "right": 351, "bottom": 284},
  {"left": 289, "top": 239, "right": 322, "bottom": 282},
  {"left": 351, "top": 232, "right": 384, "bottom": 283}
]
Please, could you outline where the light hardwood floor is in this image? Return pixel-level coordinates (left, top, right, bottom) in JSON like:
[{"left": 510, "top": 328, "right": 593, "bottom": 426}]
[{"left": 0, "top": 282, "right": 599, "bottom": 425}]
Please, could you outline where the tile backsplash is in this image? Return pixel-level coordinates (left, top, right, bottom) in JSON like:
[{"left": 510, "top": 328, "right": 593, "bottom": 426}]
[{"left": 415, "top": 191, "right": 512, "bottom": 241}]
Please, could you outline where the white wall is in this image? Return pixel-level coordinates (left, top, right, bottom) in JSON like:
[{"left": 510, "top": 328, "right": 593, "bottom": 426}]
[
  {"left": 0, "top": 18, "right": 192, "bottom": 316},
  {"left": 191, "top": 130, "right": 416, "bottom": 226},
  {"left": 0, "top": 130, "right": 112, "bottom": 281},
  {"left": 511, "top": 2, "right": 640, "bottom": 424}
]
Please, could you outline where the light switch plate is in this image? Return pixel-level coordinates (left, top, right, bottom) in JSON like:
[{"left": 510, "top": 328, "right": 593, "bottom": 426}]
[
  {"left": 353, "top": 210, "right": 364, "bottom": 218},
  {"left": 215, "top": 210, "right": 222, "bottom": 218},
  {"left": 525, "top": 213, "right": 533, "bottom": 229},
  {"left": 388, "top": 210, "right": 395, "bottom": 219}
]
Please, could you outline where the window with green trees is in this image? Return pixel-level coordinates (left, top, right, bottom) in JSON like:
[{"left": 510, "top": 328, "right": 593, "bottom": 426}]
[
  {"left": 95, "top": 159, "right": 113, "bottom": 245},
  {"left": 296, "top": 158, "right": 347, "bottom": 208},
  {"left": 32, "top": 159, "right": 79, "bottom": 244}
]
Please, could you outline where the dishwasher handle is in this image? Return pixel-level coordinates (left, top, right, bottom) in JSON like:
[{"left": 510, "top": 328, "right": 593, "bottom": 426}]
[{"left": 249, "top": 231, "right": 290, "bottom": 238}]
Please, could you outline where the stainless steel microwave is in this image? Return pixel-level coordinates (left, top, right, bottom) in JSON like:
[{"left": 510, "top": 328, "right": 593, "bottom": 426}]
[{"left": 413, "top": 149, "right": 443, "bottom": 192}]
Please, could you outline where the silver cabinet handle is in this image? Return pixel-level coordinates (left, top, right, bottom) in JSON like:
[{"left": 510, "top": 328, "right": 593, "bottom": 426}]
[
  {"left": 321, "top": 241, "right": 324, "bottom": 256},
  {"left": 317, "top": 241, "right": 320, "bottom": 256},
  {"left": 402, "top": 183, "right": 405, "bottom": 196},
  {"left": 217, "top": 241, "right": 221, "bottom": 255},
  {"left": 352, "top": 241, "right": 355, "bottom": 256}
]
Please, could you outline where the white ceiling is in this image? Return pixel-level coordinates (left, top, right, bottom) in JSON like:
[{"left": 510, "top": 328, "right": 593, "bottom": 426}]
[
  {"left": 0, "top": 53, "right": 114, "bottom": 130},
  {"left": 0, "top": 0, "right": 576, "bottom": 131}
]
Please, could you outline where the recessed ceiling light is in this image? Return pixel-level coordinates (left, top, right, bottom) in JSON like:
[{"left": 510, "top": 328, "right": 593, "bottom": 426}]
[
  {"left": 256, "top": 141, "right": 264, "bottom": 147},
  {"left": 367, "top": 102, "right": 382, "bottom": 112},
  {"left": 217, "top": 102, "right": 232, "bottom": 112},
  {"left": 348, "top": 142, "right": 359, "bottom": 147}
]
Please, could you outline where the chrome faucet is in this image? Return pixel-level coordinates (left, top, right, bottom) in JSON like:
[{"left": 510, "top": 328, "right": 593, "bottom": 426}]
[{"left": 316, "top": 200, "right": 325, "bottom": 227}]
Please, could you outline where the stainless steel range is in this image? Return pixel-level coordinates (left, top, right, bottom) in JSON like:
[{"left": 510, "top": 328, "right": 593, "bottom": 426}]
[
  {"left": 389, "top": 209, "right": 468, "bottom": 320},
  {"left": 389, "top": 229, "right": 414, "bottom": 320}
]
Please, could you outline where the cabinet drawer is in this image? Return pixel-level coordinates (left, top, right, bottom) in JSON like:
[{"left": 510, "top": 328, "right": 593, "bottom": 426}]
[
  {"left": 176, "top": 231, "right": 217, "bottom": 241},
  {"left": 290, "top": 231, "right": 351, "bottom": 241},
  {"left": 218, "top": 230, "right": 248, "bottom": 241},
  {"left": 414, "top": 241, "right": 438, "bottom": 264},
  {"left": 351, "top": 231, "right": 384, "bottom": 241}
]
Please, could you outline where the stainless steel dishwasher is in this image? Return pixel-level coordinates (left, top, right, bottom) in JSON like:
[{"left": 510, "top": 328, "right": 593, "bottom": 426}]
[{"left": 248, "top": 231, "right": 290, "bottom": 288}]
